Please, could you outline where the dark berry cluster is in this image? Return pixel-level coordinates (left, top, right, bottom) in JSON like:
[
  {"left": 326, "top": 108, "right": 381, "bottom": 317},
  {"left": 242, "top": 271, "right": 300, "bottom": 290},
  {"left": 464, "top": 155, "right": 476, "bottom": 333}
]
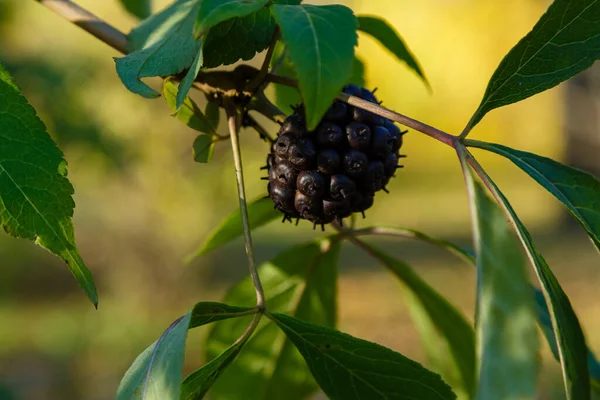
[{"left": 265, "top": 84, "right": 406, "bottom": 229}]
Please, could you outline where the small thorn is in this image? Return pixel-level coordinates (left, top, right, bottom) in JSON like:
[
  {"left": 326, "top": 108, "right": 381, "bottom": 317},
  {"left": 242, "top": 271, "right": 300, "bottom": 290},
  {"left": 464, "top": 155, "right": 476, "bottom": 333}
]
[
  {"left": 378, "top": 100, "right": 383, "bottom": 105},
  {"left": 260, "top": 177, "right": 268, "bottom": 180},
  {"left": 400, "top": 130, "right": 408, "bottom": 135},
  {"left": 313, "top": 222, "right": 317, "bottom": 230},
  {"left": 398, "top": 154, "right": 407, "bottom": 158},
  {"left": 361, "top": 211, "right": 366, "bottom": 219},
  {"left": 337, "top": 217, "right": 344, "bottom": 227},
  {"left": 260, "top": 165, "right": 269, "bottom": 170},
  {"left": 282, "top": 215, "right": 287, "bottom": 223},
  {"left": 263, "top": 195, "right": 270, "bottom": 199},
  {"left": 383, "top": 187, "right": 389, "bottom": 194},
  {"left": 321, "top": 224, "right": 325, "bottom": 232},
  {"left": 296, "top": 218, "right": 300, "bottom": 226},
  {"left": 371, "top": 87, "right": 378, "bottom": 94},
  {"left": 396, "top": 165, "right": 404, "bottom": 169},
  {"left": 274, "top": 204, "right": 277, "bottom": 209}
]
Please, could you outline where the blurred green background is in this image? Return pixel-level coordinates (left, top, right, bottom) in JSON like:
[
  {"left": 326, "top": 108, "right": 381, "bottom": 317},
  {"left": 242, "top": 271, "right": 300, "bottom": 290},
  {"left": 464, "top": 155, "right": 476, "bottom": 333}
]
[{"left": 1, "top": 0, "right": 599, "bottom": 399}]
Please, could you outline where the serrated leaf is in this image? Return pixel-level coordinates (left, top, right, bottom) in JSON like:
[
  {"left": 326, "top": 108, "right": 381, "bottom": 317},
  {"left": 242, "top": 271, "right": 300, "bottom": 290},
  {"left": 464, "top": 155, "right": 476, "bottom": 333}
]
[
  {"left": 120, "top": 0, "right": 151, "bottom": 19},
  {"left": 186, "top": 197, "right": 280, "bottom": 261},
  {"left": 271, "top": 40, "right": 366, "bottom": 115},
  {"left": 465, "top": 0, "right": 600, "bottom": 133},
  {"left": 116, "top": 313, "right": 191, "bottom": 400},
  {"left": 466, "top": 177, "right": 539, "bottom": 400},
  {"left": 205, "top": 238, "right": 340, "bottom": 400},
  {"left": 162, "top": 79, "right": 216, "bottom": 134},
  {"left": 192, "top": 135, "right": 215, "bottom": 163},
  {"left": 268, "top": 312, "right": 456, "bottom": 400},
  {"left": 202, "top": 0, "right": 300, "bottom": 69},
  {"left": 357, "top": 15, "right": 428, "bottom": 87},
  {"left": 117, "top": 302, "right": 255, "bottom": 400},
  {"left": 463, "top": 152, "right": 590, "bottom": 399},
  {"left": 194, "top": 0, "right": 269, "bottom": 37},
  {"left": 360, "top": 242, "right": 475, "bottom": 399},
  {"left": 0, "top": 63, "right": 97, "bottom": 305},
  {"left": 468, "top": 140, "right": 600, "bottom": 252},
  {"left": 116, "top": 0, "right": 201, "bottom": 98},
  {"left": 272, "top": 4, "right": 358, "bottom": 130}
]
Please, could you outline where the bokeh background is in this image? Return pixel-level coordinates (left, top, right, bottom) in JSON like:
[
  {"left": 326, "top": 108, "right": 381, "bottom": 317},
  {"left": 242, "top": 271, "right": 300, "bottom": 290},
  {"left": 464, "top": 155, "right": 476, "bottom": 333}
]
[{"left": 1, "top": 0, "right": 599, "bottom": 399}]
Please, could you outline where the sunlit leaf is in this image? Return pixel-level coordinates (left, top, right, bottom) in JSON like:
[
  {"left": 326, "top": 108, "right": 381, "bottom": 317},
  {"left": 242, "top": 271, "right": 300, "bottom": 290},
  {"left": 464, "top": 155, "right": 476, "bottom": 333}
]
[
  {"left": 205, "top": 238, "right": 340, "bottom": 400},
  {"left": 268, "top": 312, "right": 456, "bottom": 400},
  {"left": 465, "top": 0, "right": 600, "bottom": 133},
  {"left": 162, "top": 79, "right": 215, "bottom": 134},
  {"left": 272, "top": 4, "right": 358, "bottom": 129},
  {"left": 192, "top": 135, "right": 215, "bottom": 163},
  {"left": 360, "top": 242, "right": 475, "bottom": 399},
  {"left": 468, "top": 140, "right": 600, "bottom": 251},
  {"left": 357, "top": 15, "right": 428, "bottom": 87},
  {"left": 0, "top": 63, "right": 97, "bottom": 305}
]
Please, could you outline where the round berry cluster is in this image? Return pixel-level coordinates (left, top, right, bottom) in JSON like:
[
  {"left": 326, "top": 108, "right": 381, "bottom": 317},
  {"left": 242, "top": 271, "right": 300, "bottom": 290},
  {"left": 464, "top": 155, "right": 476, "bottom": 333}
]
[{"left": 265, "top": 84, "right": 406, "bottom": 229}]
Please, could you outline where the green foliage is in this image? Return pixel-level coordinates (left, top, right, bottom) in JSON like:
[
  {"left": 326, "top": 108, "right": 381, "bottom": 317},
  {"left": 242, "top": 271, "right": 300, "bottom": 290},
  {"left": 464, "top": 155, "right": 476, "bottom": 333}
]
[
  {"left": 465, "top": 0, "right": 600, "bottom": 133},
  {"left": 268, "top": 312, "right": 457, "bottom": 400},
  {"left": 194, "top": 0, "right": 269, "bottom": 37},
  {"left": 466, "top": 176, "right": 539, "bottom": 399},
  {"left": 468, "top": 140, "right": 600, "bottom": 251},
  {"left": 469, "top": 160, "right": 590, "bottom": 399},
  {"left": 192, "top": 134, "right": 215, "bottom": 163},
  {"left": 361, "top": 241, "right": 476, "bottom": 399},
  {"left": 357, "top": 15, "right": 428, "bottom": 87},
  {"left": 187, "top": 197, "right": 280, "bottom": 260},
  {"left": 0, "top": 63, "right": 97, "bottom": 305},
  {"left": 272, "top": 4, "right": 358, "bottom": 129},
  {"left": 205, "top": 238, "right": 340, "bottom": 399},
  {"left": 162, "top": 79, "right": 217, "bottom": 134},
  {"left": 119, "top": 0, "right": 152, "bottom": 19}
]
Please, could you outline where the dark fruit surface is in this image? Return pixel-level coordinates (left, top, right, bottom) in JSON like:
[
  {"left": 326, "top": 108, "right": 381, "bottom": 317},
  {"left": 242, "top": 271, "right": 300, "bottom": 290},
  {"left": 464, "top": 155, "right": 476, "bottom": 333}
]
[{"left": 266, "top": 84, "right": 406, "bottom": 227}]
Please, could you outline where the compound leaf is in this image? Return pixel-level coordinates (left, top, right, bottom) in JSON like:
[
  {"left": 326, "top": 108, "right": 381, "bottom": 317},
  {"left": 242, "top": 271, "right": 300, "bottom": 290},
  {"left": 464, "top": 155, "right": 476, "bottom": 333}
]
[
  {"left": 116, "top": 0, "right": 201, "bottom": 98},
  {"left": 464, "top": 153, "right": 590, "bottom": 399},
  {"left": 360, "top": 242, "right": 475, "bottom": 399},
  {"left": 194, "top": 0, "right": 269, "bottom": 37},
  {"left": 272, "top": 4, "right": 358, "bottom": 130},
  {"left": 186, "top": 197, "right": 280, "bottom": 260},
  {"left": 120, "top": 0, "right": 152, "bottom": 19},
  {"left": 205, "top": 238, "right": 340, "bottom": 400},
  {"left": 357, "top": 15, "right": 428, "bottom": 87},
  {"left": 268, "top": 312, "right": 456, "bottom": 400},
  {"left": 0, "top": 63, "right": 97, "bottom": 305},
  {"left": 202, "top": 0, "right": 300, "bottom": 69},
  {"left": 466, "top": 178, "right": 539, "bottom": 400},
  {"left": 465, "top": 0, "right": 600, "bottom": 133},
  {"left": 468, "top": 140, "right": 600, "bottom": 252},
  {"left": 117, "top": 302, "right": 255, "bottom": 400}
]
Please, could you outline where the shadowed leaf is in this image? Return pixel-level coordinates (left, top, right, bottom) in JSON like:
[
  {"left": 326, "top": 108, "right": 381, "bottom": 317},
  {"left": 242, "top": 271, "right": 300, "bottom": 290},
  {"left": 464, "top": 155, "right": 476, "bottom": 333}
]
[
  {"left": 194, "top": 0, "right": 269, "bottom": 37},
  {"left": 120, "top": 0, "right": 151, "bottom": 19}
]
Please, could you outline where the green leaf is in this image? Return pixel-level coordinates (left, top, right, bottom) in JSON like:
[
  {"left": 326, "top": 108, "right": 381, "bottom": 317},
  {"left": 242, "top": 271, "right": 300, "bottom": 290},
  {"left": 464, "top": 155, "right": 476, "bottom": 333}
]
[
  {"left": 0, "top": 63, "right": 98, "bottom": 306},
  {"left": 117, "top": 302, "right": 255, "bottom": 400},
  {"left": 162, "top": 79, "right": 216, "bottom": 134},
  {"left": 176, "top": 48, "right": 204, "bottom": 110},
  {"left": 192, "top": 135, "right": 215, "bottom": 163},
  {"left": 357, "top": 15, "right": 428, "bottom": 87},
  {"left": 465, "top": 153, "right": 590, "bottom": 399},
  {"left": 186, "top": 197, "right": 280, "bottom": 261},
  {"left": 468, "top": 140, "right": 600, "bottom": 252},
  {"left": 204, "top": 100, "right": 220, "bottom": 130},
  {"left": 272, "top": 4, "right": 358, "bottom": 130},
  {"left": 194, "top": 0, "right": 269, "bottom": 37},
  {"left": 465, "top": 0, "right": 600, "bottom": 133},
  {"left": 268, "top": 312, "right": 456, "bottom": 400},
  {"left": 205, "top": 238, "right": 340, "bottom": 400},
  {"left": 116, "top": 313, "right": 191, "bottom": 400},
  {"left": 360, "top": 242, "right": 475, "bottom": 399},
  {"left": 348, "top": 56, "right": 366, "bottom": 88},
  {"left": 120, "top": 0, "right": 151, "bottom": 19},
  {"left": 466, "top": 178, "right": 539, "bottom": 399},
  {"left": 202, "top": 0, "right": 300, "bottom": 69},
  {"left": 117, "top": 1, "right": 201, "bottom": 98}
]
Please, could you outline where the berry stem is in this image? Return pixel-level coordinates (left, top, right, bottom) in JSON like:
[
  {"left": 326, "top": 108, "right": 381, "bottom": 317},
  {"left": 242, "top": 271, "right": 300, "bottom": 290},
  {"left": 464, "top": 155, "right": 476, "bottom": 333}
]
[{"left": 224, "top": 98, "right": 266, "bottom": 310}]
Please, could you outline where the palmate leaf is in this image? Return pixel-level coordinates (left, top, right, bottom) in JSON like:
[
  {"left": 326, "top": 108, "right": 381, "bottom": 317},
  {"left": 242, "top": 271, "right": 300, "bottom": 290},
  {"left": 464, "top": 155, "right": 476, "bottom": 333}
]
[
  {"left": 356, "top": 15, "right": 428, "bottom": 87},
  {"left": 186, "top": 197, "right": 280, "bottom": 261},
  {"left": 272, "top": 4, "right": 358, "bottom": 130},
  {"left": 204, "top": 238, "right": 340, "bottom": 400},
  {"left": 116, "top": 302, "right": 256, "bottom": 400},
  {"left": 268, "top": 312, "right": 456, "bottom": 400},
  {"left": 464, "top": 0, "right": 600, "bottom": 133},
  {"left": 358, "top": 242, "right": 475, "bottom": 399},
  {"left": 468, "top": 140, "right": 600, "bottom": 251},
  {"left": 465, "top": 176, "right": 539, "bottom": 400},
  {"left": 119, "top": 0, "right": 152, "bottom": 19},
  {"left": 0, "top": 63, "right": 97, "bottom": 305},
  {"left": 463, "top": 150, "right": 591, "bottom": 399}
]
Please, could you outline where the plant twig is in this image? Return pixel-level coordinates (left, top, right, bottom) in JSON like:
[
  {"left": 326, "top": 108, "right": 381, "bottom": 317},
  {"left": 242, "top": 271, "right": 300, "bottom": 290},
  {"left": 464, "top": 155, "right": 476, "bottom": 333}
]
[
  {"left": 224, "top": 98, "right": 266, "bottom": 310},
  {"left": 36, "top": 0, "right": 127, "bottom": 54},
  {"left": 246, "top": 27, "right": 280, "bottom": 92}
]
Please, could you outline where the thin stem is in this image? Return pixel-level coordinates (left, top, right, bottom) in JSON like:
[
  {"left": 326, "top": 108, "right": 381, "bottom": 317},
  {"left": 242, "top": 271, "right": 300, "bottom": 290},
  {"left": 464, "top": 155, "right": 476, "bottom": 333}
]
[
  {"left": 247, "top": 27, "right": 280, "bottom": 92},
  {"left": 234, "top": 312, "right": 263, "bottom": 345},
  {"left": 36, "top": 0, "right": 127, "bottom": 54},
  {"left": 224, "top": 98, "right": 266, "bottom": 310}
]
